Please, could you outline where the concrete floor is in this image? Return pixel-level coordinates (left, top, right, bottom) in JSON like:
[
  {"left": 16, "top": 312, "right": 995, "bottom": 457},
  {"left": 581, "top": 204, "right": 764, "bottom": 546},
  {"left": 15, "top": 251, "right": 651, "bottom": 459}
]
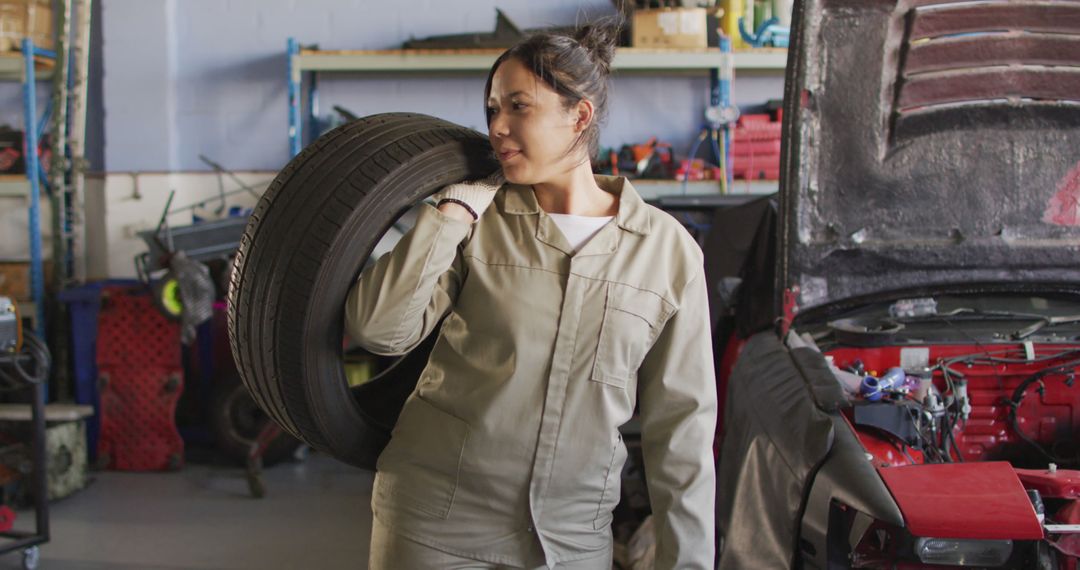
[{"left": 0, "top": 453, "right": 375, "bottom": 570}]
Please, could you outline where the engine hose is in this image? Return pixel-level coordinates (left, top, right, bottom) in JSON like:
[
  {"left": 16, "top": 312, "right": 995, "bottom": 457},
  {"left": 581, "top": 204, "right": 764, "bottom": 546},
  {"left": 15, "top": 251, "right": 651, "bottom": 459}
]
[{"left": 1006, "top": 360, "right": 1080, "bottom": 466}]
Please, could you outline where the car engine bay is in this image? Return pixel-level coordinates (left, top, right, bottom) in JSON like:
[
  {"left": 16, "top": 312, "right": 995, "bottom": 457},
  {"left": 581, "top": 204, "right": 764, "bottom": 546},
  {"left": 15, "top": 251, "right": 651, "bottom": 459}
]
[{"left": 791, "top": 294, "right": 1080, "bottom": 566}]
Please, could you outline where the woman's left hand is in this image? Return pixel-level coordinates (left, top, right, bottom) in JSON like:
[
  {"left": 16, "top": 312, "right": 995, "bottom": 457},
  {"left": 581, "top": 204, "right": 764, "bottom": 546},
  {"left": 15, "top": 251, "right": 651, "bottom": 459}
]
[{"left": 433, "top": 171, "right": 506, "bottom": 223}]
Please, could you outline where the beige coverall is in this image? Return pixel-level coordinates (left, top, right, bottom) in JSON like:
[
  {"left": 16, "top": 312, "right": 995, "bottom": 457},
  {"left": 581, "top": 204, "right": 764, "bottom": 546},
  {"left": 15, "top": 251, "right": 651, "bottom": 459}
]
[{"left": 346, "top": 176, "right": 717, "bottom": 569}]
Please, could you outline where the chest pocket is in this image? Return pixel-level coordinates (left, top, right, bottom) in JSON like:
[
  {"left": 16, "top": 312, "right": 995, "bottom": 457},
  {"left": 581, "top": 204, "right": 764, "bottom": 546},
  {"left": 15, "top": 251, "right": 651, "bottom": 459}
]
[{"left": 591, "top": 282, "right": 672, "bottom": 388}]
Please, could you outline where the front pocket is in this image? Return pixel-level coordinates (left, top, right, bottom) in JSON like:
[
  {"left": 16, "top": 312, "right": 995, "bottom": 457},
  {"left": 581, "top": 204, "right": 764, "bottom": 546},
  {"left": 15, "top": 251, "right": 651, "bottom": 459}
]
[
  {"left": 374, "top": 395, "right": 469, "bottom": 519},
  {"left": 591, "top": 283, "right": 671, "bottom": 388}
]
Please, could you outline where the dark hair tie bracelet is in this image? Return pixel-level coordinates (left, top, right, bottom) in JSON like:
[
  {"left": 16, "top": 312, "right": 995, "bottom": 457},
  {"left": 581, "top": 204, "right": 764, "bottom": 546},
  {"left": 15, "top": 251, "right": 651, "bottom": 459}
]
[{"left": 437, "top": 198, "right": 478, "bottom": 221}]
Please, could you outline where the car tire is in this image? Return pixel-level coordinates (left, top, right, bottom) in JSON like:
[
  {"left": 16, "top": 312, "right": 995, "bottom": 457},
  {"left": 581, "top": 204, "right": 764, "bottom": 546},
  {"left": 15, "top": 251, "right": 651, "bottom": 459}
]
[
  {"left": 209, "top": 372, "right": 303, "bottom": 465},
  {"left": 227, "top": 113, "right": 498, "bottom": 469}
]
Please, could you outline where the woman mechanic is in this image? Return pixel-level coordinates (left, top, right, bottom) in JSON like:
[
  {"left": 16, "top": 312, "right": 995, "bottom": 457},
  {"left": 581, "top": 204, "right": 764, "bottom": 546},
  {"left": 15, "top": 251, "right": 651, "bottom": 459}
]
[{"left": 346, "top": 20, "right": 717, "bottom": 570}]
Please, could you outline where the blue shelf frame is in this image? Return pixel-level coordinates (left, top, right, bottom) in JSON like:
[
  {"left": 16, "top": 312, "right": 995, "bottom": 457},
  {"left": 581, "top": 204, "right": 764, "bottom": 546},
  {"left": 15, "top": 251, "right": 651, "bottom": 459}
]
[
  {"left": 285, "top": 38, "right": 737, "bottom": 184},
  {"left": 286, "top": 38, "right": 301, "bottom": 158},
  {"left": 21, "top": 39, "right": 57, "bottom": 337}
]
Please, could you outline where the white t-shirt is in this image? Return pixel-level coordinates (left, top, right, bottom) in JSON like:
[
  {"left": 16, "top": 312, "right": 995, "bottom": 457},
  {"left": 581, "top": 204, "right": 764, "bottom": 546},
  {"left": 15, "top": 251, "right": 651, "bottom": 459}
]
[{"left": 547, "top": 213, "right": 615, "bottom": 253}]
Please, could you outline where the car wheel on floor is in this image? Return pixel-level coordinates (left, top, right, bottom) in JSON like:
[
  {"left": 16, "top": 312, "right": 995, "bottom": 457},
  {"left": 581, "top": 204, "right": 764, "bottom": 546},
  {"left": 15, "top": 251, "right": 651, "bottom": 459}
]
[{"left": 209, "top": 372, "right": 302, "bottom": 465}]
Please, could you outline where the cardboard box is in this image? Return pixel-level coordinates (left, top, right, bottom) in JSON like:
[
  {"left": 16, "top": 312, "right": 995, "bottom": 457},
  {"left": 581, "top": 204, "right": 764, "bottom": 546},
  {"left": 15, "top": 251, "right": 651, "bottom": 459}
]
[
  {"left": 0, "top": 0, "right": 53, "bottom": 53},
  {"left": 0, "top": 127, "right": 24, "bottom": 174},
  {"left": 0, "top": 261, "right": 29, "bottom": 301},
  {"left": 632, "top": 8, "right": 708, "bottom": 49}
]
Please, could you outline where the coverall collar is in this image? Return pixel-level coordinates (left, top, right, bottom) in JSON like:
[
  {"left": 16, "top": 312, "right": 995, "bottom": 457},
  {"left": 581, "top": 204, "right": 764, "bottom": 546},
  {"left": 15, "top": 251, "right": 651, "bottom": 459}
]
[{"left": 497, "top": 175, "right": 652, "bottom": 236}]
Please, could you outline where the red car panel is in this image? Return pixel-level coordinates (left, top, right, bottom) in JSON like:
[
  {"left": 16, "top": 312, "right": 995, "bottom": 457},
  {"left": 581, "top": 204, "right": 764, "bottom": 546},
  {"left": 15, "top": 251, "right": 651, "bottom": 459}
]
[{"left": 877, "top": 461, "right": 1043, "bottom": 540}]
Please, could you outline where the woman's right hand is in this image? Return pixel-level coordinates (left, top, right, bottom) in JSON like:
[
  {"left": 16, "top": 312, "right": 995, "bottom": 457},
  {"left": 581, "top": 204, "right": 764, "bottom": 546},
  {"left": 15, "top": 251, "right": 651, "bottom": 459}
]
[{"left": 433, "top": 171, "right": 506, "bottom": 223}]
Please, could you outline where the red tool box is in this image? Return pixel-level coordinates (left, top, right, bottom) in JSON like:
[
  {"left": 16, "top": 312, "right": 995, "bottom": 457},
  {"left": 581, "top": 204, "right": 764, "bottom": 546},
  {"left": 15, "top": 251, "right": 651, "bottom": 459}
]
[{"left": 731, "top": 114, "right": 782, "bottom": 180}]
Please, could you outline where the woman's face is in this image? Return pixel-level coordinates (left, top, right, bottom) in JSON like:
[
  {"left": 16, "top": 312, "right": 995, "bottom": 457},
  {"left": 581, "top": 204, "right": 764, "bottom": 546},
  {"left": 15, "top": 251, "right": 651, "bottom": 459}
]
[{"left": 486, "top": 57, "right": 589, "bottom": 185}]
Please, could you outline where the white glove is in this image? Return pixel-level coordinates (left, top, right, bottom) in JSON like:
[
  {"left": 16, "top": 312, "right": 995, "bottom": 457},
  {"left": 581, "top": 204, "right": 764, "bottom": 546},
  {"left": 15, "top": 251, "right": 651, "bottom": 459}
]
[{"left": 433, "top": 171, "right": 506, "bottom": 222}]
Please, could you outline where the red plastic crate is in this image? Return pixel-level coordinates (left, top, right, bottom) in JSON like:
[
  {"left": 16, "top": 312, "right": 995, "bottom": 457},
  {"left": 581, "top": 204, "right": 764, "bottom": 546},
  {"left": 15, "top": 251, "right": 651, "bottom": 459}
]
[
  {"left": 95, "top": 286, "right": 181, "bottom": 368},
  {"left": 732, "top": 154, "right": 781, "bottom": 180},
  {"left": 95, "top": 287, "right": 184, "bottom": 471},
  {"left": 733, "top": 166, "right": 781, "bottom": 180},
  {"left": 739, "top": 113, "right": 773, "bottom": 124},
  {"left": 732, "top": 140, "right": 782, "bottom": 157},
  {"left": 733, "top": 153, "right": 780, "bottom": 168},
  {"left": 734, "top": 122, "right": 783, "bottom": 143},
  {"left": 97, "top": 365, "right": 184, "bottom": 470}
]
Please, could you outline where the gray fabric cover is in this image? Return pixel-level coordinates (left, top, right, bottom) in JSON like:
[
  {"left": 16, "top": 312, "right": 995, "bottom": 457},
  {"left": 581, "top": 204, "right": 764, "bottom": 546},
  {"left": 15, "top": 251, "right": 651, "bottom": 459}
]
[
  {"left": 170, "top": 251, "right": 215, "bottom": 345},
  {"left": 716, "top": 332, "right": 835, "bottom": 569}
]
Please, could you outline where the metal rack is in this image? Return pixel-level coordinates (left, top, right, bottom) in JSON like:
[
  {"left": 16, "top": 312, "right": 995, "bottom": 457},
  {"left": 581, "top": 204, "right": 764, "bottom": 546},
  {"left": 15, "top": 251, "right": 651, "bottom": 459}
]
[
  {"left": 285, "top": 41, "right": 787, "bottom": 162},
  {"left": 0, "top": 354, "right": 48, "bottom": 570},
  {"left": 1, "top": 0, "right": 93, "bottom": 402},
  {"left": 16, "top": 42, "right": 55, "bottom": 338},
  {"left": 1, "top": 0, "right": 92, "bottom": 327},
  {"left": 0, "top": 49, "right": 54, "bottom": 339}
]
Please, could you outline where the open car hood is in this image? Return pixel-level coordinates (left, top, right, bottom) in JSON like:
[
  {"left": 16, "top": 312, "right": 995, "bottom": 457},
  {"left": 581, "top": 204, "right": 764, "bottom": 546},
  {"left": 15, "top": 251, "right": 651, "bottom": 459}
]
[{"left": 778, "top": 0, "right": 1080, "bottom": 315}]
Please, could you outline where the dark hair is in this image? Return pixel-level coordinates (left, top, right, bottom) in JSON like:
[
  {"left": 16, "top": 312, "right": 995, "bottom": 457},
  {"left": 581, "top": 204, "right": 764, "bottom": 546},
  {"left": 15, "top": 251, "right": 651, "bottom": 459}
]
[{"left": 483, "top": 17, "right": 622, "bottom": 164}]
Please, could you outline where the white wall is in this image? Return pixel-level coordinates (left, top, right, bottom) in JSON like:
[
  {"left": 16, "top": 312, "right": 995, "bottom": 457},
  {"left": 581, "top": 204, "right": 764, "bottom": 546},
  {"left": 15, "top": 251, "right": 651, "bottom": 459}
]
[
  {"left": 83, "top": 0, "right": 786, "bottom": 278},
  {"left": 0, "top": 182, "right": 54, "bottom": 262},
  {"left": 87, "top": 171, "right": 272, "bottom": 278},
  {"left": 101, "top": 0, "right": 786, "bottom": 171}
]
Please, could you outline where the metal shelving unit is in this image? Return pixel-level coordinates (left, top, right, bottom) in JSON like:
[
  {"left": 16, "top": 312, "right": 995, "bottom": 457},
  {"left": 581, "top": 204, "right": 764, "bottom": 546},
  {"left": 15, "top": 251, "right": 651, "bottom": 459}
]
[
  {"left": 286, "top": 42, "right": 787, "bottom": 164},
  {"left": 285, "top": 42, "right": 786, "bottom": 203},
  {"left": 0, "top": 355, "right": 48, "bottom": 570},
  {"left": 13, "top": 42, "right": 57, "bottom": 338},
  {"left": 290, "top": 46, "right": 786, "bottom": 73},
  {"left": 1, "top": 1, "right": 93, "bottom": 405},
  {"left": 0, "top": 54, "right": 53, "bottom": 81},
  {"left": 0, "top": 6, "right": 90, "bottom": 562}
]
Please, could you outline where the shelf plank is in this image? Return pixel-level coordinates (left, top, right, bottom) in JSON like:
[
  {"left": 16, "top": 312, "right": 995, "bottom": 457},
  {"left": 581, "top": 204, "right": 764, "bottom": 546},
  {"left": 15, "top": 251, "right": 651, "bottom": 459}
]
[
  {"left": 0, "top": 177, "right": 29, "bottom": 198},
  {"left": 733, "top": 48, "right": 789, "bottom": 71},
  {"left": 0, "top": 403, "right": 94, "bottom": 422},
  {"left": 0, "top": 52, "right": 54, "bottom": 82},
  {"left": 298, "top": 49, "right": 500, "bottom": 72},
  {"left": 296, "top": 47, "right": 787, "bottom": 73},
  {"left": 630, "top": 178, "right": 778, "bottom": 201}
]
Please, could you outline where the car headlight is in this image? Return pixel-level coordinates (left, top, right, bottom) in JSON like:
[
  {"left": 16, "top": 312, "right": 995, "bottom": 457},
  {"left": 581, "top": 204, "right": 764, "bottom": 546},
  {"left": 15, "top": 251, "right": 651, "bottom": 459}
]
[{"left": 914, "top": 537, "right": 1013, "bottom": 567}]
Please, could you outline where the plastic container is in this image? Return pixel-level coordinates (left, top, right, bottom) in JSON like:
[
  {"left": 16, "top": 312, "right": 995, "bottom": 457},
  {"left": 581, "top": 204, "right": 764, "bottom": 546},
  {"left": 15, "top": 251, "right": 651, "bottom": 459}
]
[
  {"left": 58, "top": 279, "right": 140, "bottom": 461},
  {"left": 720, "top": 0, "right": 747, "bottom": 49}
]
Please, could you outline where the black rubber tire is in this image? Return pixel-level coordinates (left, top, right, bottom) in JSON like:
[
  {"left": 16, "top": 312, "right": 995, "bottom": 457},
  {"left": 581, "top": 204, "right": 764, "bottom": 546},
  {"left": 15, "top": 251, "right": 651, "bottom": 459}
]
[
  {"left": 227, "top": 113, "right": 498, "bottom": 468},
  {"left": 209, "top": 372, "right": 303, "bottom": 465},
  {"left": 205, "top": 257, "right": 234, "bottom": 300}
]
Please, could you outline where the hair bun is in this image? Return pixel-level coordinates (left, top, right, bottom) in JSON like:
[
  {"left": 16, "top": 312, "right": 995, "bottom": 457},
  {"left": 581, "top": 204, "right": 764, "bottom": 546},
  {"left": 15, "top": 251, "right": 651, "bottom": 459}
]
[{"left": 573, "top": 18, "right": 621, "bottom": 75}]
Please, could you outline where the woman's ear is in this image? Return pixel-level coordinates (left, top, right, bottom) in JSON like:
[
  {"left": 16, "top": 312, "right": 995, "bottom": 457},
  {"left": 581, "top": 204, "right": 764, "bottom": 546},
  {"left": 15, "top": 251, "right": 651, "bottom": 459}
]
[{"left": 573, "top": 99, "right": 595, "bottom": 133}]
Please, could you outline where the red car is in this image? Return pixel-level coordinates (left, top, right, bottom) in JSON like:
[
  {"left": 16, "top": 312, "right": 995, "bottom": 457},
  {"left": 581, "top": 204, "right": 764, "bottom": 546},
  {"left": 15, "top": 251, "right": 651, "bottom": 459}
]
[{"left": 713, "top": 0, "right": 1080, "bottom": 568}]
